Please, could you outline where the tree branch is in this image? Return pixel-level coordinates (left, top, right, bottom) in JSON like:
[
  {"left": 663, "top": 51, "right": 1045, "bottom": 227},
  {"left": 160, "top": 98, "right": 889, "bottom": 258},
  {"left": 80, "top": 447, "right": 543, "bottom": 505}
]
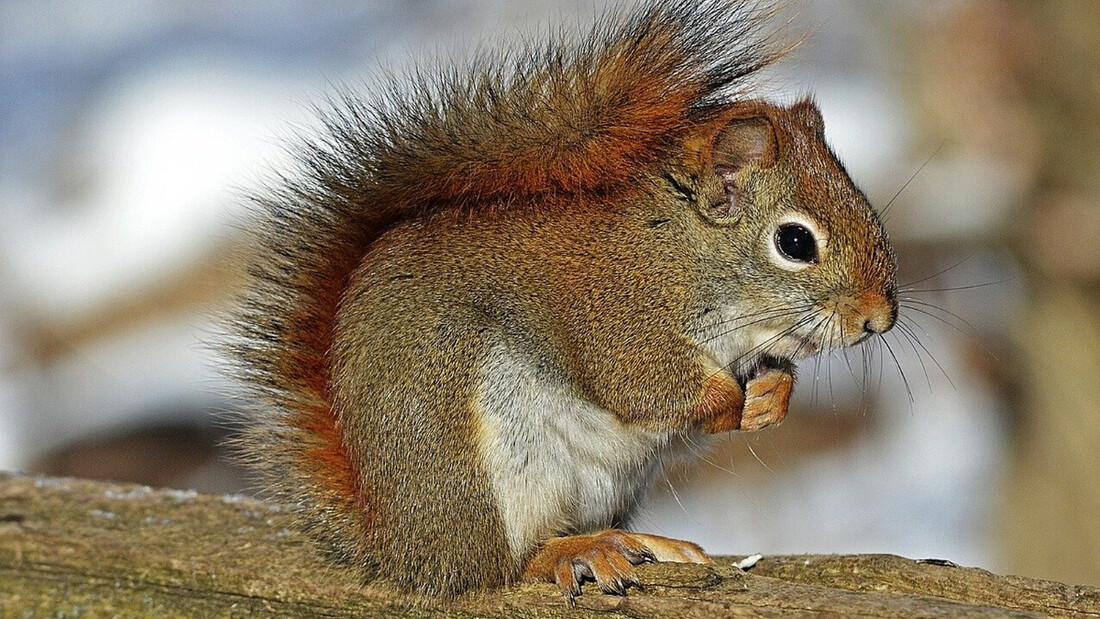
[{"left": 1, "top": 473, "right": 1096, "bottom": 617}]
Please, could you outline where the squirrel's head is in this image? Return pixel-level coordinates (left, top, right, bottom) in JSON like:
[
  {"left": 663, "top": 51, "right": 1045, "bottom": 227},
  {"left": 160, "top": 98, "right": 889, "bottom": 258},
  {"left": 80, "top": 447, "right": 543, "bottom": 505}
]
[{"left": 672, "top": 97, "right": 897, "bottom": 369}]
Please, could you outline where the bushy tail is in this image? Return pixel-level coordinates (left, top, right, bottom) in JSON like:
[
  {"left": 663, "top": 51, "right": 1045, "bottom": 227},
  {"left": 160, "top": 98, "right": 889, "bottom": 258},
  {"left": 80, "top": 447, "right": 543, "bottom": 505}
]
[{"left": 222, "top": 0, "right": 785, "bottom": 574}]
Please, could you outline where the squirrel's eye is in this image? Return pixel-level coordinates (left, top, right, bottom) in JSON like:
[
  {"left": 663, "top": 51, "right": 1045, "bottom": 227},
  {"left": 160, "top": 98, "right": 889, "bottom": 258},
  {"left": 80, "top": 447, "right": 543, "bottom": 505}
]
[{"left": 775, "top": 224, "right": 818, "bottom": 264}]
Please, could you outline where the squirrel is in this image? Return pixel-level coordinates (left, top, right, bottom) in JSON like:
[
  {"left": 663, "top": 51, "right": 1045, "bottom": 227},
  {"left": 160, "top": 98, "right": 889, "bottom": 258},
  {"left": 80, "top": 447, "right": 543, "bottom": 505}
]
[{"left": 223, "top": 0, "right": 898, "bottom": 604}]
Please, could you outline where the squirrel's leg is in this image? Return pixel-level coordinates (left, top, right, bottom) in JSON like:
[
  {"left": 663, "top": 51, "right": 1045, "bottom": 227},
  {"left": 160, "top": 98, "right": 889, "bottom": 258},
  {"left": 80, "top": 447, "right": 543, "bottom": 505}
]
[
  {"left": 692, "top": 364, "right": 794, "bottom": 433},
  {"left": 522, "top": 530, "right": 711, "bottom": 605},
  {"left": 694, "top": 372, "right": 747, "bottom": 433},
  {"left": 569, "top": 329, "right": 795, "bottom": 434}
]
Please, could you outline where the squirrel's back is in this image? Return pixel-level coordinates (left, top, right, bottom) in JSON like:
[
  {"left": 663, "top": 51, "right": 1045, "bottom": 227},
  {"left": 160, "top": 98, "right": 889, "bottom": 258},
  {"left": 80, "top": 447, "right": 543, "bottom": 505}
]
[{"left": 223, "top": 0, "right": 784, "bottom": 595}]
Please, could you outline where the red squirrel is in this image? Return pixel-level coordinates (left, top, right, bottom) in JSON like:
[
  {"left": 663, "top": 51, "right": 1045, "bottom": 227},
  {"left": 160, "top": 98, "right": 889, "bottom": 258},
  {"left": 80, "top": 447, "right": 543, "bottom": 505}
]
[{"left": 224, "top": 0, "right": 898, "bottom": 603}]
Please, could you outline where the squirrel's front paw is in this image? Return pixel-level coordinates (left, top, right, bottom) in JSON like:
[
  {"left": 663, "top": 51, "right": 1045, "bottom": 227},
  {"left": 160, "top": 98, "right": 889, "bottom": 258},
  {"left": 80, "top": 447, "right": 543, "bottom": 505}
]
[
  {"left": 739, "top": 367, "right": 793, "bottom": 431},
  {"left": 697, "top": 374, "right": 746, "bottom": 433},
  {"left": 523, "top": 530, "right": 711, "bottom": 605}
]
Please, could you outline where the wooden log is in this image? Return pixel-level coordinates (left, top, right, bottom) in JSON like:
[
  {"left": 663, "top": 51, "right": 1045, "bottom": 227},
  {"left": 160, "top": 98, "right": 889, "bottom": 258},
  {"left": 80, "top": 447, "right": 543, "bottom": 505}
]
[{"left": 1, "top": 472, "right": 1097, "bottom": 618}]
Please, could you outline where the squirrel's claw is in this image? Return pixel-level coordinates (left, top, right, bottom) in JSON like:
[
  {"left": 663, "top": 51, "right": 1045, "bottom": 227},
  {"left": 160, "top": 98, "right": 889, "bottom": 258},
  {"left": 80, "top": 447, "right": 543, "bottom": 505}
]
[
  {"left": 554, "top": 561, "right": 583, "bottom": 606},
  {"left": 524, "top": 530, "right": 710, "bottom": 604}
]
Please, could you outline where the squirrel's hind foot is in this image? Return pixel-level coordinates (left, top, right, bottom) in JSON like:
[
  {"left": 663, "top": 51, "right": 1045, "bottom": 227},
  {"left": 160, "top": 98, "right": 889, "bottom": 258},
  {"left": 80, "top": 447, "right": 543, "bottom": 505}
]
[{"left": 523, "top": 530, "right": 712, "bottom": 605}]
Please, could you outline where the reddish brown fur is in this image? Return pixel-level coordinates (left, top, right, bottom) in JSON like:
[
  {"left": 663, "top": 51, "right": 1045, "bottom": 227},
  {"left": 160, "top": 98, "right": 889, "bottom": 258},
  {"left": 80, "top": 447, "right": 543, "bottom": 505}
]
[
  {"left": 282, "top": 243, "right": 370, "bottom": 523},
  {"left": 225, "top": 0, "right": 790, "bottom": 597}
]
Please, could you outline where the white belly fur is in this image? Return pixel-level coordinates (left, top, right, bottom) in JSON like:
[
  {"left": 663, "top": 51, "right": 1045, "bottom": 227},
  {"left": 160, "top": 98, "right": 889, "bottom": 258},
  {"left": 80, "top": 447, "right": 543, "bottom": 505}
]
[{"left": 474, "top": 348, "right": 671, "bottom": 561}]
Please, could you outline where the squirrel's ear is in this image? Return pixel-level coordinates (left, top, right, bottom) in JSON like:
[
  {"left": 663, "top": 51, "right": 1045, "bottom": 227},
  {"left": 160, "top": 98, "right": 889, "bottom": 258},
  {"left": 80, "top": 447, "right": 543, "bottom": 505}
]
[
  {"left": 699, "top": 107, "right": 780, "bottom": 220},
  {"left": 711, "top": 115, "right": 779, "bottom": 175}
]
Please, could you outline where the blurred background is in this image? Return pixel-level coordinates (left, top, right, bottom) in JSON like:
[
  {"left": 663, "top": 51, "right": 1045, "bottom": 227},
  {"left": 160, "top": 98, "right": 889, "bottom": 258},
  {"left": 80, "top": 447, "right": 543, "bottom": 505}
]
[{"left": 1, "top": 0, "right": 1096, "bottom": 587}]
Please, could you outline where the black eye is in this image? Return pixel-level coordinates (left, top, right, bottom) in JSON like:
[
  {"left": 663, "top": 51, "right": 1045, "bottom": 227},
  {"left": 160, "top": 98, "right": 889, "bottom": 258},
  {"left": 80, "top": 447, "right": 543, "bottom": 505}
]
[{"left": 775, "top": 224, "right": 818, "bottom": 263}]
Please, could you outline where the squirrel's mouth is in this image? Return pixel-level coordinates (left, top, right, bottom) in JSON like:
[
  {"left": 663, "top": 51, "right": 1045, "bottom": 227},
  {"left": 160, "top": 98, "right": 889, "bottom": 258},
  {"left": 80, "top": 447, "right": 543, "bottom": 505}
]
[{"left": 774, "top": 333, "right": 820, "bottom": 360}]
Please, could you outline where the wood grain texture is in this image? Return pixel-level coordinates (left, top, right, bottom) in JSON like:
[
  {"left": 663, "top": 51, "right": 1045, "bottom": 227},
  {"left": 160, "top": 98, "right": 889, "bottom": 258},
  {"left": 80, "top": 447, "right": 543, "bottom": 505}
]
[{"left": 1, "top": 472, "right": 1097, "bottom": 618}]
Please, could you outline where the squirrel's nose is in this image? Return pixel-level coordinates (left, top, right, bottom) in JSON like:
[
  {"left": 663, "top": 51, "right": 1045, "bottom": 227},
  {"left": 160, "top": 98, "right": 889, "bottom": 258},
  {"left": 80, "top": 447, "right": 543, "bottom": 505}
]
[
  {"left": 863, "top": 315, "right": 891, "bottom": 335},
  {"left": 858, "top": 291, "right": 897, "bottom": 335}
]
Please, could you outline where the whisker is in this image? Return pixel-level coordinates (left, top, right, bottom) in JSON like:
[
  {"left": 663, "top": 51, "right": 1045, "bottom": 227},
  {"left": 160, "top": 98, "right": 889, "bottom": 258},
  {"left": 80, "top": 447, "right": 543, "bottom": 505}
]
[
  {"left": 902, "top": 278, "right": 1015, "bottom": 294},
  {"left": 789, "top": 311, "right": 829, "bottom": 359},
  {"left": 677, "top": 431, "right": 744, "bottom": 478},
  {"left": 733, "top": 316, "right": 817, "bottom": 363},
  {"left": 742, "top": 438, "right": 775, "bottom": 476},
  {"left": 881, "top": 336, "right": 914, "bottom": 406},
  {"left": 660, "top": 465, "right": 692, "bottom": 520},
  {"left": 693, "top": 446, "right": 741, "bottom": 477},
  {"left": 880, "top": 140, "right": 943, "bottom": 219},
  {"left": 892, "top": 318, "right": 933, "bottom": 392},
  {"left": 805, "top": 314, "right": 833, "bottom": 412},
  {"left": 900, "top": 302, "right": 999, "bottom": 361},
  {"left": 699, "top": 303, "right": 817, "bottom": 345},
  {"left": 875, "top": 336, "right": 885, "bottom": 407},
  {"left": 897, "top": 247, "right": 984, "bottom": 289},
  {"left": 809, "top": 351, "right": 822, "bottom": 410},
  {"left": 899, "top": 316, "right": 957, "bottom": 390},
  {"left": 722, "top": 313, "right": 819, "bottom": 372},
  {"left": 705, "top": 302, "right": 817, "bottom": 329},
  {"left": 827, "top": 346, "right": 837, "bottom": 416},
  {"left": 702, "top": 312, "right": 813, "bottom": 344},
  {"left": 900, "top": 298, "right": 984, "bottom": 334},
  {"left": 857, "top": 339, "right": 873, "bottom": 416},
  {"left": 834, "top": 308, "right": 860, "bottom": 382},
  {"left": 892, "top": 325, "right": 932, "bottom": 394}
]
